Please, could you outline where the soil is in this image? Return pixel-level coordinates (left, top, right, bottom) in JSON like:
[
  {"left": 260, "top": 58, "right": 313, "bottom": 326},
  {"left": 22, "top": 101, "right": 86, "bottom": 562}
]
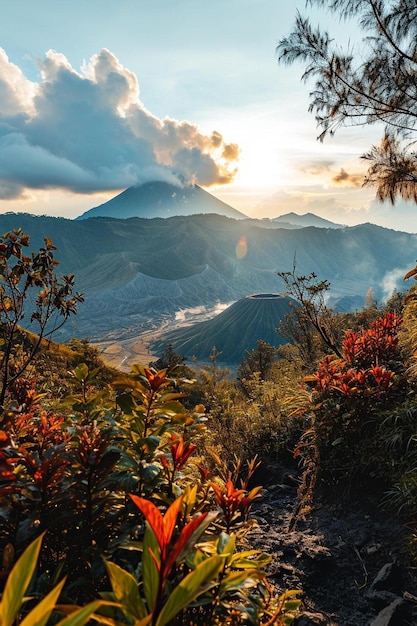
[{"left": 248, "top": 478, "right": 417, "bottom": 625}]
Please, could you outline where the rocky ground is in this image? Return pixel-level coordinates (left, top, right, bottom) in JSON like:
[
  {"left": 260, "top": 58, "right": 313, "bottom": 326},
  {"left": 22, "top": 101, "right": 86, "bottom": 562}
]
[{"left": 249, "top": 482, "right": 417, "bottom": 625}]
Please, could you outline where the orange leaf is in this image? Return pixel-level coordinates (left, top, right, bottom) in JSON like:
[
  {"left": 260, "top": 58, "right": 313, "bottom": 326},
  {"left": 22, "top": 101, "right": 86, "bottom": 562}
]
[
  {"left": 164, "top": 512, "right": 209, "bottom": 577},
  {"left": 130, "top": 495, "right": 165, "bottom": 551},
  {"left": 162, "top": 496, "right": 183, "bottom": 546}
]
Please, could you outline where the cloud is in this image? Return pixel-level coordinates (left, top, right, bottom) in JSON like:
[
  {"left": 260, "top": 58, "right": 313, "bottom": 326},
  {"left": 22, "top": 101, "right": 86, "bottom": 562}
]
[
  {"left": 299, "top": 159, "right": 335, "bottom": 176},
  {"left": 252, "top": 183, "right": 378, "bottom": 224},
  {"left": 0, "top": 48, "right": 240, "bottom": 200},
  {"left": 332, "top": 168, "right": 363, "bottom": 187}
]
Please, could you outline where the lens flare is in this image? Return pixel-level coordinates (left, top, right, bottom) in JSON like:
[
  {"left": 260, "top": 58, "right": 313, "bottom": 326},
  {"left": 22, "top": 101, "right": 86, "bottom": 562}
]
[{"left": 235, "top": 236, "right": 247, "bottom": 259}]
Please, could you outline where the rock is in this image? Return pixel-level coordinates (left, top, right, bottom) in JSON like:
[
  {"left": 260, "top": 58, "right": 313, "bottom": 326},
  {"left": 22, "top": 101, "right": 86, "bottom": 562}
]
[
  {"left": 370, "top": 562, "right": 403, "bottom": 594},
  {"left": 366, "top": 590, "right": 401, "bottom": 612},
  {"left": 365, "top": 543, "right": 382, "bottom": 555},
  {"left": 368, "top": 598, "right": 408, "bottom": 626}
]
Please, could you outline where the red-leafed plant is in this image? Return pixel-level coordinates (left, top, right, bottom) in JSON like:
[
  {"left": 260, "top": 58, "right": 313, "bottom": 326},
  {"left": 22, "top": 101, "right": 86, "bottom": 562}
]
[
  {"left": 104, "top": 493, "right": 300, "bottom": 626},
  {"left": 105, "top": 494, "right": 222, "bottom": 626},
  {"left": 292, "top": 312, "right": 410, "bottom": 506},
  {"left": 161, "top": 434, "right": 197, "bottom": 492},
  {"left": 210, "top": 479, "right": 262, "bottom": 533}
]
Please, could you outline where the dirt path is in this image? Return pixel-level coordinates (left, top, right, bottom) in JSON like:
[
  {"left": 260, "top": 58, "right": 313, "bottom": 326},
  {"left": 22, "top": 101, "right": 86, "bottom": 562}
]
[{"left": 249, "top": 483, "right": 417, "bottom": 625}]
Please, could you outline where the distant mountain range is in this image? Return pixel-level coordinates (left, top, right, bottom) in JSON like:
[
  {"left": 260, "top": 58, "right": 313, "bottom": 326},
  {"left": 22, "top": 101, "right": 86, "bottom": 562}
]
[
  {"left": 78, "top": 181, "right": 247, "bottom": 220},
  {"left": 272, "top": 212, "right": 343, "bottom": 229},
  {"left": 0, "top": 212, "right": 415, "bottom": 366},
  {"left": 151, "top": 294, "right": 296, "bottom": 364},
  {"left": 77, "top": 181, "right": 344, "bottom": 230}
]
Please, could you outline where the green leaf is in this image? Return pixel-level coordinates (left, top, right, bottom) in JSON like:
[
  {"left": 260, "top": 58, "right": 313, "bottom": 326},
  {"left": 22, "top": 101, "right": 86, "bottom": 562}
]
[
  {"left": 138, "top": 462, "right": 161, "bottom": 485},
  {"left": 139, "top": 435, "right": 160, "bottom": 454},
  {"left": 73, "top": 363, "right": 89, "bottom": 382},
  {"left": 116, "top": 392, "right": 136, "bottom": 415},
  {"left": 104, "top": 560, "right": 147, "bottom": 620},
  {"left": 54, "top": 601, "right": 104, "bottom": 626},
  {"left": 19, "top": 578, "right": 66, "bottom": 626},
  {"left": 158, "top": 392, "right": 187, "bottom": 403},
  {"left": 154, "top": 401, "right": 187, "bottom": 414},
  {"left": 229, "top": 550, "right": 271, "bottom": 569},
  {"left": 0, "top": 532, "right": 45, "bottom": 626},
  {"left": 284, "top": 600, "right": 302, "bottom": 611},
  {"left": 217, "top": 532, "right": 235, "bottom": 557},
  {"left": 142, "top": 527, "right": 160, "bottom": 611},
  {"left": 220, "top": 569, "right": 263, "bottom": 591},
  {"left": 155, "top": 555, "right": 224, "bottom": 626},
  {"left": 94, "top": 451, "right": 121, "bottom": 477}
]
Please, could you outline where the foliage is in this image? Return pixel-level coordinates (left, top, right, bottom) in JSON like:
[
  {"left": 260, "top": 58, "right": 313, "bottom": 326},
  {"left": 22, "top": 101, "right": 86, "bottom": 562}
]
[
  {"left": 379, "top": 287, "right": 417, "bottom": 543},
  {"left": 277, "top": 0, "right": 417, "bottom": 203},
  {"left": 0, "top": 533, "right": 108, "bottom": 626},
  {"left": 289, "top": 311, "right": 416, "bottom": 512},
  {"left": 0, "top": 229, "right": 83, "bottom": 408},
  {"left": 238, "top": 340, "right": 280, "bottom": 393},
  {"left": 104, "top": 491, "right": 300, "bottom": 625},
  {"left": 149, "top": 343, "right": 187, "bottom": 373},
  {"left": 0, "top": 351, "right": 301, "bottom": 624},
  {"left": 278, "top": 264, "right": 343, "bottom": 364}
]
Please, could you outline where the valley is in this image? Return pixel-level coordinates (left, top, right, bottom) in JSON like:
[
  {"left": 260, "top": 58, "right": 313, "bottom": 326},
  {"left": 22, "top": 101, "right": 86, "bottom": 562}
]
[
  {"left": 95, "top": 305, "right": 228, "bottom": 369},
  {"left": 1, "top": 210, "right": 416, "bottom": 367}
]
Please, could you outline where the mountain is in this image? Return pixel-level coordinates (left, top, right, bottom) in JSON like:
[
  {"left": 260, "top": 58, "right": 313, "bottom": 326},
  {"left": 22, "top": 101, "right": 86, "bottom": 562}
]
[
  {"left": 273, "top": 212, "right": 343, "bottom": 229},
  {"left": 0, "top": 214, "right": 415, "bottom": 364},
  {"left": 77, "top": 181, "right": 247, "bottom": 220},
  {"left": 151, "top": 294, "right": 296, "bottom": 364}
]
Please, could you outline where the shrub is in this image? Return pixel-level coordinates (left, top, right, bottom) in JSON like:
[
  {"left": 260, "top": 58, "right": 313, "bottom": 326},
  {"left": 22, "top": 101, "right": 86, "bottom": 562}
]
[{"left": 0, "top": 361, "right": 300, "bottom": 622}]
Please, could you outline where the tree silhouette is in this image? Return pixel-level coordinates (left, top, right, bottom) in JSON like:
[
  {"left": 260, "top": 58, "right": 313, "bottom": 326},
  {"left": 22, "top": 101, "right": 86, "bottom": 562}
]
[{"left": 277, "top": 0, "right": 417, "bottom": 203}]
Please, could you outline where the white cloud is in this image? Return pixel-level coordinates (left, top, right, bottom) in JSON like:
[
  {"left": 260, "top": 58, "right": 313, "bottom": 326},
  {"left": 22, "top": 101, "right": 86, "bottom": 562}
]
[
  {"left": 0, "top": 48, "right": 239, "bottom": 200},
  {"left": 0, "top": 49, "right": 36, "bottom": 117}
]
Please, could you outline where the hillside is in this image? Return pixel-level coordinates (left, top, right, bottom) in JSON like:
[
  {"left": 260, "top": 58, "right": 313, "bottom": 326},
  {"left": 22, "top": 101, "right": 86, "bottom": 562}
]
[
  {"left": 0, "top": 213, "right": 415, "bottom": 363},
  {"left": 151, "top": 294, "right": 295, "bottom": 364},
  {"left": 77, "top": 181, "right": 247, "bottom": 220}
]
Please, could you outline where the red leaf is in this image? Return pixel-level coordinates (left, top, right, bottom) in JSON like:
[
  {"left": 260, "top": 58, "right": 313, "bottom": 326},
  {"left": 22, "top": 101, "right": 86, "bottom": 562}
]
[
  {"left": 164, "top": 512, "right": 209, "bottom": 577},
  {"left": 130, "top": 495, "right": 165, "bottom": 551},
  {"left": 162, "top": 496, "right": 183, "bottom": 547}
]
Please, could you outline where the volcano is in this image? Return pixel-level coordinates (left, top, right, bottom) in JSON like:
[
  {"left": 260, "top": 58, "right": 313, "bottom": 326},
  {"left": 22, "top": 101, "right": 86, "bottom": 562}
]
[
  {"left": 151, "top": 293, "right": 296, "bottom": 365},
  {"left": 77, "top": 181, "right": 247, "bottom": 220}
]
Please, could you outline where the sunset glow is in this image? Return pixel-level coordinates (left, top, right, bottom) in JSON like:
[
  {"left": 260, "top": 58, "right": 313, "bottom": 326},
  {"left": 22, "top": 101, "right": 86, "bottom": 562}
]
[{"left": 0, "top": 1, "right": 415, "bottom": 231}]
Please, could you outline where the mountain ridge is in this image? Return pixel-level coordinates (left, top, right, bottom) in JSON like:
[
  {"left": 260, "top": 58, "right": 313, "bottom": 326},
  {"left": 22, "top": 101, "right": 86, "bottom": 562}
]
[
  {"left": 273, "top": 212, "right": 343, "bottom": 229},
  {"left": 0, "top": 213, "right": 414, "bottom": 363}
]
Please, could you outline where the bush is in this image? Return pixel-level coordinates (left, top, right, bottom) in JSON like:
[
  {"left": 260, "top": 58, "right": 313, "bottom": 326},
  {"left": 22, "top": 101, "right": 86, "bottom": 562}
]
[{"left": 0, "top": 361, "right": 300, "bottom": 623}]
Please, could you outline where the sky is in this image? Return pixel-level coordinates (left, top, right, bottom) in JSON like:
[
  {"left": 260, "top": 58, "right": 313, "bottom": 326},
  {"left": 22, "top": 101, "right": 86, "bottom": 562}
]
[{"left": 1, "top": 0, "right": 416, "bottom": 232}]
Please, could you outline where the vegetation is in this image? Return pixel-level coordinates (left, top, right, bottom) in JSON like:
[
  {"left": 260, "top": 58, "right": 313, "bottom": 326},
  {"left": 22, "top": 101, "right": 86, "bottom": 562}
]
[
  {"left": 0, "top": 357, "right": 302, "bottom": 624},
  {"left": 0, "top": 230, "right": 302, "bottom": 622},
  {"left": 277, "top": 0, "right": 417, "bottom": 203},
  {"left": 0, "top": 229, "right": 83, "bottom": 408},
  {"left": 3, "top": 229, "right": 417, "bottom": 623}
]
